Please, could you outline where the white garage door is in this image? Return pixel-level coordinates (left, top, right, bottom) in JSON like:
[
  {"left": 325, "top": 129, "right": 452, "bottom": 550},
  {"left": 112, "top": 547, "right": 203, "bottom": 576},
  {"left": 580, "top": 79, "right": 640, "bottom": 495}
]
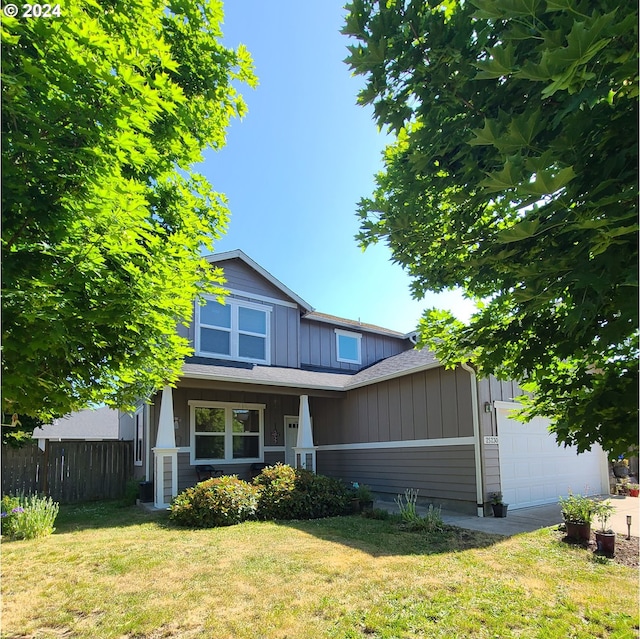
[{"left": 496, "top": 402, "right": 608, "bottom": 510}]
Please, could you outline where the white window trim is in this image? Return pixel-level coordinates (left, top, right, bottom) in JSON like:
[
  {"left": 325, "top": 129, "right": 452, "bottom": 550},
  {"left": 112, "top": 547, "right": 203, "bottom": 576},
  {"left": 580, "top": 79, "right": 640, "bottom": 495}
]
[
  {"left": 335, "top": 328, "right": 362, "bottom": 364},
  {"left": 189, "top": 400, "right": 265, "bottom": 465},
  {"left": 196, "top": 296, "right": 272, "bottom": 365}
]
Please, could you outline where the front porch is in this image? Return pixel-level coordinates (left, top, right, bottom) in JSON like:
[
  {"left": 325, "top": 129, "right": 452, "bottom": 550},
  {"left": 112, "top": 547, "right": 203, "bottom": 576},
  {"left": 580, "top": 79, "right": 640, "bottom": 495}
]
[{"left": 148, "top": 381, "right": 338, "bottom": 508}]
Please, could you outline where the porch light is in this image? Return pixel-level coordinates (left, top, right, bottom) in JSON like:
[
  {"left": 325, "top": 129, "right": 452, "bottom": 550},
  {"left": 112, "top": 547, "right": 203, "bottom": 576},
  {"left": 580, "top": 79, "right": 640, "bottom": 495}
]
[{"left": 484, "top": 402, "right": 492, "bottom": 413}]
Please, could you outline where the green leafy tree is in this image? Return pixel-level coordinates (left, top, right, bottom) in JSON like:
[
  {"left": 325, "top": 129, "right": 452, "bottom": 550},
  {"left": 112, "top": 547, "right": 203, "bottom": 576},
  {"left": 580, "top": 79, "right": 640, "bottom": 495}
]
[
  {"left": 344, "top": 0, "right": 638, "bottom": 456},
  {"left": 2, "top": 0, "right": 256, "bottom": 424}
]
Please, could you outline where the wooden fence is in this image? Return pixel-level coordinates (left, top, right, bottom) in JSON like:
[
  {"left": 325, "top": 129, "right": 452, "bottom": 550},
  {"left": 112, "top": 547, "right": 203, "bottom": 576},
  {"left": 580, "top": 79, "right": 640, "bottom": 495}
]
[{"left": 1, "top": 440, "right": 133, "bottom": 503}]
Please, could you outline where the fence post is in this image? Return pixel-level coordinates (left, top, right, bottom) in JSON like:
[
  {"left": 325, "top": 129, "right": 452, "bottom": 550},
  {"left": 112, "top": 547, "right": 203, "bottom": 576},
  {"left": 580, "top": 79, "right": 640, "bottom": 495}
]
[{"left": 42, "top": 439, "right": 50, "bottom": 495}]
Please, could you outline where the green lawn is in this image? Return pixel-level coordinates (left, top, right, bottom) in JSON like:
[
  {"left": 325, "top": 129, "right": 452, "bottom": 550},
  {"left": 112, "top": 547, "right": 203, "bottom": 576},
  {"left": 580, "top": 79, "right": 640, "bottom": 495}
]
[{"left": 1, "top": 501, "right": 638, "bottom": 638}]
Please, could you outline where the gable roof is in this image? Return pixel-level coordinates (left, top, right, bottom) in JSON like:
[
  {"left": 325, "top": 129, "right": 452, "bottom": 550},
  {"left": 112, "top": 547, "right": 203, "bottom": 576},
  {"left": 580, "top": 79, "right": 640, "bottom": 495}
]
[
  {"left": 206, "top": 250, "right": 314, "bottom": 313},
  {"left": 304, "top": 311, "right": 407, "bottom": 339},
  {"left": 181, "top": 347, "right": 441, "bottom": 393}
]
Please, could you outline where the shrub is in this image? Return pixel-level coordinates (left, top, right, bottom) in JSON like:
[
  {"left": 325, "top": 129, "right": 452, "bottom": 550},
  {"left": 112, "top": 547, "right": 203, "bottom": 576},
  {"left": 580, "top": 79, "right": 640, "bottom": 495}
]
[
  {"left": 169, "top": 475, "right": 259, "bottom": 528},
  {"left": 254, "top": 464, "right": 351, "bottom": 520},
  {"left": 559, "top": 492, "right": 597, "bottom": 524},
  {"left": 1, "top": 493, "right": 59, "bottom": 540}
]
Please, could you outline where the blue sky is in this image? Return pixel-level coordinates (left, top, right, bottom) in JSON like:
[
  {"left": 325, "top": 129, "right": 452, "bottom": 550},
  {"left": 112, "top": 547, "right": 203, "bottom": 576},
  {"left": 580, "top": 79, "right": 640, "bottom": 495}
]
[{"left": 199, "top": 0, "right": 475, "bottom": 334}]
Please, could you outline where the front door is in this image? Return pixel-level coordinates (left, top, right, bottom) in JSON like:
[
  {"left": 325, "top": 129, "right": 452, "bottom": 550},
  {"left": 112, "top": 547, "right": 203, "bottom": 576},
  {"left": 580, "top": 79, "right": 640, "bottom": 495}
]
[{"left": 284, "top": 416, "right": 298, "bottom": 467}]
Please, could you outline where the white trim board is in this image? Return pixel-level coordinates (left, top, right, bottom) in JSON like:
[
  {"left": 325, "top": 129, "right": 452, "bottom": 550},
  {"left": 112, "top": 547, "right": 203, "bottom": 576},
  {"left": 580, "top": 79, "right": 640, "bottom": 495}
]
[
  {"left": 206, "top": 249, "right": 314, "bottom": 312},
  {"left": 316, "top": 437, "right": 475, "bottom": 452}
]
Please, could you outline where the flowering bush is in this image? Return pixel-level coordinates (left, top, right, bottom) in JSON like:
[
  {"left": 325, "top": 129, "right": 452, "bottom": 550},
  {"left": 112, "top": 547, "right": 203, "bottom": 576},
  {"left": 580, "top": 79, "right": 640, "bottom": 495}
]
[{"left": 1, "top": 493, "right": 59, "bottom": 540}]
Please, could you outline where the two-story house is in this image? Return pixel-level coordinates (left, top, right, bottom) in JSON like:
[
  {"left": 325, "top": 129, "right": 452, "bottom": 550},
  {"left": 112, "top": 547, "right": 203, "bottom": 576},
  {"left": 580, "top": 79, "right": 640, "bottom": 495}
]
[{"left": 124, "top": 250, "right": 608, "bottom": 514}]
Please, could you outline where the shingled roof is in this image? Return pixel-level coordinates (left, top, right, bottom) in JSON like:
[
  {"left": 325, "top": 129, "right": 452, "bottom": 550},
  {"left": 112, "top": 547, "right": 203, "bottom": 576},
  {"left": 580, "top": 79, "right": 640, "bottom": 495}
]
[{"left": 181, "top": 347, "right": 440, "bottom": 392}]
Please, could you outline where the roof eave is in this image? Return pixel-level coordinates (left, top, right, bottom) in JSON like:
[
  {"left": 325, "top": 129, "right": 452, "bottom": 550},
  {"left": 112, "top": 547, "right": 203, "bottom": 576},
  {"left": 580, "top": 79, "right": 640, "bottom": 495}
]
[{"left": 205, "top": 250, "right": 315, "bottom": 313}]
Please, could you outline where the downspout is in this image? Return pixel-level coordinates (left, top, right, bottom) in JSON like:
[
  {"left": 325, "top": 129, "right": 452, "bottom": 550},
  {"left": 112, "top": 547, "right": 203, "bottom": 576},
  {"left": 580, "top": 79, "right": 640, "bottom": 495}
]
[{"left": 461, "top": 362, "right": 485, "bottom": 517}]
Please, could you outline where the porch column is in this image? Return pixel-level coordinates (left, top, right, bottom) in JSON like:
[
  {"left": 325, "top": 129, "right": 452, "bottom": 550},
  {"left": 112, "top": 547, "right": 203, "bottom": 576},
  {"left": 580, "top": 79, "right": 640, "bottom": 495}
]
[
  {"left": 152, "top": 385, "right": 179, "bottom": 508},
  {"left": 293, "top": 394, "right": 317, "bottom": 472}
]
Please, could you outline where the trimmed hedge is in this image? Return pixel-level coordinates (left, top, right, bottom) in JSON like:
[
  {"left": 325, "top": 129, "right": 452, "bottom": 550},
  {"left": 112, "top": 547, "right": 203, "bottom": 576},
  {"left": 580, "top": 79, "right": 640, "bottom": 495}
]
[
  {"left": 254, "top": 464, "right": 350, "bottom": 520},
  {"left": 169, "top": 464, "right": 351, "bottom": 528},
  {"left": 169, "top": 475, "right": 259, "bottom": 527}
]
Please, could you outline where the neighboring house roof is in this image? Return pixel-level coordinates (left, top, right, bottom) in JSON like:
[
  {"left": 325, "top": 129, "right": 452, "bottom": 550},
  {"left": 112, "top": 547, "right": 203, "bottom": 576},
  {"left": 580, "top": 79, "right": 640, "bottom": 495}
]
[
  {"left": 182, "top": 347, "right": 441, "bottom": 392},
  {"left": 32, "top": 407, "right": 120, "bottom": 440},
  {"left": 206, "top": 249, "right": 315, "bottom": 313}
]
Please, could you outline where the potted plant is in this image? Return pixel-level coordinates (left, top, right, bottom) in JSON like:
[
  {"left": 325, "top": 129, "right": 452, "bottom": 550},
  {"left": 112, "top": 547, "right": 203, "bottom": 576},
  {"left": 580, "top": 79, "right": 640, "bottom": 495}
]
[
  {"left": 489, "top": 491, "right": 508, "bottom": 517},
  {"left": 612, "top": 457, "right": 630, "bottom": 478},
  {"left": 559, "top": 492, "right": 596, "bottom": 541},
  {"left": 355, "top": 483, "right": 374, "bottom": 512},
  {"left": 629, "top": 483, "right": 639, "bottom": 497},
  {"left": 594, "top": 500, "right": 616, "bottom": 557}
]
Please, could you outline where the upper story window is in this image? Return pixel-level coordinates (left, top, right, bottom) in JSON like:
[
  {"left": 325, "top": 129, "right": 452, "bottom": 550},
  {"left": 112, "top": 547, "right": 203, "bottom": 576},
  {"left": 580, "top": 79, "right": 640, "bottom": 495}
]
[
  {"left": 197, "top": 297, "right": 271, "bottom": 364},
  {"left": 335, "top": 328, "right": 362, "bottom": 364}
]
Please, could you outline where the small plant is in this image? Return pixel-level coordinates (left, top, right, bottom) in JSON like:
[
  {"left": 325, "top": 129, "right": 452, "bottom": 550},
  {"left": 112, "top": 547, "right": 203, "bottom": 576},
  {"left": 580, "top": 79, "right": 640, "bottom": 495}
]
[
  {"left": 559, "top": 492, "right": 597, "bottom": 524},
  {"left": 594, "top": 500, "right": 615, "bottom": 533},
  {"left": 489, "top": 491, "right": 504, "bottom": 505},
  {"left": 1, "top": 493, "right": 59, "bottom": 540},
  {"left": 420, "top": 504, "right": 444, "bottom": 532},
  {"left": 628, "top": 483, "right": 639, "bottom": 490},
  {"left": 354, "top": 483, "right": 372, "bottom": 502},
  {"left": 395, "top": 488, "right": 421, "bottom": 524}
]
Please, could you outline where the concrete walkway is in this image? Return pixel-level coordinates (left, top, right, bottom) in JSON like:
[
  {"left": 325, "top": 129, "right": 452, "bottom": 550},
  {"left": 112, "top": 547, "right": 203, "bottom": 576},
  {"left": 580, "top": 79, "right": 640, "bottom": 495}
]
[{"left": 376, "top": 495, "right": 640, "bottom": 537}]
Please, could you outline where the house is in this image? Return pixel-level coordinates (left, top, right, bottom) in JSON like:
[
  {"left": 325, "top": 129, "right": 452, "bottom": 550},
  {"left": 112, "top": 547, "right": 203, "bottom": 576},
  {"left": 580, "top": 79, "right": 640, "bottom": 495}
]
[
  {"left": 33, "top": 407, "right": 127, "bottom": 450},
  {"left": 127, "top": 250, "right": 609, "bottom": 512}
]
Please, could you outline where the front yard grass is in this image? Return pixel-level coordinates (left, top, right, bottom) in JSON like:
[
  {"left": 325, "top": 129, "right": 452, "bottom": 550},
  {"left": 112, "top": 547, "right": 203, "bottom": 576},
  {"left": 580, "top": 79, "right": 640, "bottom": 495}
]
[{"left": 2, "top": 501, "right": 638, "bottom": 638}]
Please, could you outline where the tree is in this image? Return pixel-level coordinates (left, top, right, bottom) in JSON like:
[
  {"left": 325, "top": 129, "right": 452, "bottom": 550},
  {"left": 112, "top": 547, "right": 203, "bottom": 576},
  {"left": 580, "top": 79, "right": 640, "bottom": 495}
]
[
  {"left": 343, "top": 0, "right": 638, "bottom": 456},
  {"left": 2, "top": 0, "right": 256, "bottom": 424}
]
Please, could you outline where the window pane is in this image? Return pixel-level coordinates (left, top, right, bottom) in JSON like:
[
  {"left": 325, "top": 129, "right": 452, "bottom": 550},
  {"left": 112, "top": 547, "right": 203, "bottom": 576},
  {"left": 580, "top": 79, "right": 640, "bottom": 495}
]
[
  {"left": 238, "top": 306, "right": 266, "bottom": 334},
  {"left": 232, "top": 435, "right": 259, "bottom": 459},
  {"left": 232, "top": 409, "right": 260, "bottom": 433},
  {"left": 238, "top": 334, "right": 266, "bottom": 360},
  {"left": 338, "top": 334, "right": 359, "bottom": 361},
  {"left": 200, "top": 328, "right": 230, "bottom": 355},
  {"left": 201, "top": 300, "right": 231, "bottom": 328},
  {"left": 195, "top": 408, "right": 225, "bottom": 433},
  {"left": 195, "top": 435, "right": 224, "bottom": 459}
]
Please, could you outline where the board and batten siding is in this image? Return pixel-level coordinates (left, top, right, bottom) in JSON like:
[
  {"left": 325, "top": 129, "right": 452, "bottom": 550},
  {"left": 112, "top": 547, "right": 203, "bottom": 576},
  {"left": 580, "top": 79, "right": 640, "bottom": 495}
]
[
  {"left": 313, "top": 366, "right": 473, "bottom": 445},
  {"left": 299, "top": 319, "right": 408, "bottom": 371},
  {"left": 477, "top": 376, "right": 526, "bottom": 499},
  {"left": 317, "top": 446, "right": 477, "bottom": 513},
  {"left": 312, "top": 366, "right": 478, "bottom": 511}
]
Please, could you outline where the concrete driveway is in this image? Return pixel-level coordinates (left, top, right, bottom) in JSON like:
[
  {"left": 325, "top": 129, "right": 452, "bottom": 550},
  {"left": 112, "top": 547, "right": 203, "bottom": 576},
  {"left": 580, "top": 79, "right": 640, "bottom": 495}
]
[{"left": 378, "top": 495, "right": 640, "bottom": 537}]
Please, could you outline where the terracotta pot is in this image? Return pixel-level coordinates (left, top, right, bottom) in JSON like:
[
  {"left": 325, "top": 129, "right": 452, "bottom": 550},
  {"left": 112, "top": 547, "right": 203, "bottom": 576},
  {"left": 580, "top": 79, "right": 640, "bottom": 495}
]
[
  {"left": 595, "top": 530, "right": 616, "bottom": 557},
  {"left": 629, "top": 488, "right": 639, "bottom": 497},
  {"left": 565, "top": 521, "right": 591, "bottom": 541}
]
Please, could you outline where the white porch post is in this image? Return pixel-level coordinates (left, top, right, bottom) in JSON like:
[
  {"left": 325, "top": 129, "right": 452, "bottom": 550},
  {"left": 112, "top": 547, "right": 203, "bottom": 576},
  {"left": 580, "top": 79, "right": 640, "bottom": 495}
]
[
  {"left": 293, "top": 394, "right": 317, "bottom": 472},
  {"left": 152, "top": 386, "right": 179, "bottom": 508}
]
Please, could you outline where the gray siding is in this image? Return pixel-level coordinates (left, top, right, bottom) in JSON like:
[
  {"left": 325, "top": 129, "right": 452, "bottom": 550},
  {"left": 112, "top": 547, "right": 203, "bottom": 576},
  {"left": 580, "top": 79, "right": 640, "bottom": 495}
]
[
  {"left": 220, "top": 258, "right": 295, "bottom": 301},
  {"left": 317, "top": 445, "right": 477, "bottom": 513},
  {"left": 300, "top": 319, "right": 408, "bottom": 371},
  {"left": 312, "top": 366, "right": 474, "bottom": 446},
  {"left": 477, "top": 376, "right": 527, "bottom": 500},
  {"left": 190, "top": 258, "right": 301, "bottom": 368}
]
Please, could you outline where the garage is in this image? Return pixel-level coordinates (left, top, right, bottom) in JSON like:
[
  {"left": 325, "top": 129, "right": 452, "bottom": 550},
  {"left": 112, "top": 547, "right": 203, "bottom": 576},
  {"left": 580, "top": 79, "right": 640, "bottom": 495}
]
[{"left": 495, "top": 401, "right": 609, "bottom": 510}]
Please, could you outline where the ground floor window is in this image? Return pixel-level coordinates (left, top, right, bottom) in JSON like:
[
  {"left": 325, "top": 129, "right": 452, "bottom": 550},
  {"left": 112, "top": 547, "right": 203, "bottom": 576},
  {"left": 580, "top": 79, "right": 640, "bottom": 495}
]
[{"left": 189, "top": 401, "right": 264, "bottom": 464}]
